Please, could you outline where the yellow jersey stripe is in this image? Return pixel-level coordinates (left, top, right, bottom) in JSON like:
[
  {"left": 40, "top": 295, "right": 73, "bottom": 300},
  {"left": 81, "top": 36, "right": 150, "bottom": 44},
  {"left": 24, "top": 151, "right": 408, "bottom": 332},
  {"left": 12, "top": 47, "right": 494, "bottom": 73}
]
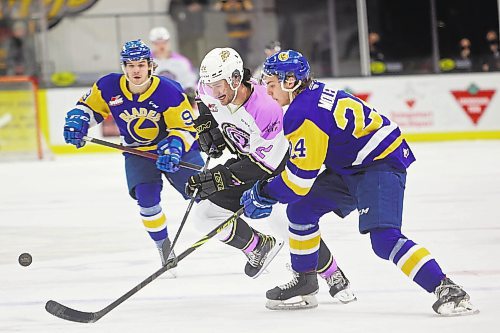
[
  {"left": 353, "top": 122, "right": 397, "bottom": 165},
  {"left": 119, "top": 75, "right": 133, "bottom": 101},
  {"left": 281, "top": 170, "right": 311, "bottom": 196},
  {"left": 138, "top": 76, "right": 160, "bottom": 102},
  {"left": 374, "top": 135, "right": 403, "bottom": 161}
]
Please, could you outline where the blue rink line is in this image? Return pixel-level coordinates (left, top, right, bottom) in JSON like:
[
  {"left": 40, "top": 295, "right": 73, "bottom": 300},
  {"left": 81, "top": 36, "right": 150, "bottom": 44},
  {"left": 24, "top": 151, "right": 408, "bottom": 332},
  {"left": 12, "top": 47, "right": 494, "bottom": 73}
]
[{"left": 1, "top": 286, "right": 499, "bottom": 308}]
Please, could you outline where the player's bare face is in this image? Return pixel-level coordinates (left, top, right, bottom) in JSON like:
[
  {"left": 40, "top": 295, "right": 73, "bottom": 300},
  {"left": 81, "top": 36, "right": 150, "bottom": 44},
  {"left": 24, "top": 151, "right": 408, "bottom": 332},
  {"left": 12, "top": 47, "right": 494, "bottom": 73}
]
[
  {"left": 124, "top": 60, "right": 150, "bottom": 86},
  {"left": 206, "top": 80, "right": 234, "bottom": 106},
  {"left": 263, "top": 76, "right": 290, "bottom": 106}
]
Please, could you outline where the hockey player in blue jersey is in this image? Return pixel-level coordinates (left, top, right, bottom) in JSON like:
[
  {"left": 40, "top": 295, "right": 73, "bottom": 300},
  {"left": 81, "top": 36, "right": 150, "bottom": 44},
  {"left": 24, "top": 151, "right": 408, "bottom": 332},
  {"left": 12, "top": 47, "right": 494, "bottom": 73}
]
[
  {"left": 240, "top": 50, "right": 478, "bottom": 315},
  {"left": 63, "top": 40, "right": 204, "bottom": 267}
]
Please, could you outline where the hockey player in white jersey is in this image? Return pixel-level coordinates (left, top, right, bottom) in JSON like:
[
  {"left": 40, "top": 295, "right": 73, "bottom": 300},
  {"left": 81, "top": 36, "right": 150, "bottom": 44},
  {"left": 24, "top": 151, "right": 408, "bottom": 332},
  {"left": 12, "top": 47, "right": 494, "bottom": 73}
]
[{"left": 183, "top": 47, "right": 356, "bottom": 304}]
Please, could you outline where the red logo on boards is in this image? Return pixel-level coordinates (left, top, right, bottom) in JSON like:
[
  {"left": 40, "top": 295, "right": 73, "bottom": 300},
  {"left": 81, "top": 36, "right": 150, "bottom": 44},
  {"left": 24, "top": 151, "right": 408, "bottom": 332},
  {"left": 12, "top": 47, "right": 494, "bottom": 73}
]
[
  {"left": 344, "top": 87, "right": 371, "bottom": 102},
  {"left": 451, "top": 84, "right": 495, "bottom": 125},
  {"left": 405, "top": 99, "right": 416, "bottom": 109}
]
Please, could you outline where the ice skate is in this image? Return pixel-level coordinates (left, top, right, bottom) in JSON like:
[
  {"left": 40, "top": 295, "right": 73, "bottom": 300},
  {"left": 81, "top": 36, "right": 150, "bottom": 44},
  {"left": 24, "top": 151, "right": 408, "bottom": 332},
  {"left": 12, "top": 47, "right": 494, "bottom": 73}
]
[
  {"left": 266, "top": 271, "right": 319, "bottom": 310},
  {"left": 432, "top": 278, "right": 478, "bottom": 316},
  {"left": 244, "top": 233, "right": 284, "bottom": 278},
  {"left": 158, "top": 238, "right": 177, "bottom": 278},
  {"left": 324, "top": 268, "right": 357, "bottom": 304}
]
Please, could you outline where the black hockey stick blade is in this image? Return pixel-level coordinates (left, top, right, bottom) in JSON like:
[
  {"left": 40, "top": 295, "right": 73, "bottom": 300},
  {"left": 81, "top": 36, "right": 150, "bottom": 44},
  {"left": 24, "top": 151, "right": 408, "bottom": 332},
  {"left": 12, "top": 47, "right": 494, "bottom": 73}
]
[
  {"left": 45, "top": 208, "right": 243, "bottom": 323},
  {"left": 45, "top": 300, "right": 100, "bottom": 323}
]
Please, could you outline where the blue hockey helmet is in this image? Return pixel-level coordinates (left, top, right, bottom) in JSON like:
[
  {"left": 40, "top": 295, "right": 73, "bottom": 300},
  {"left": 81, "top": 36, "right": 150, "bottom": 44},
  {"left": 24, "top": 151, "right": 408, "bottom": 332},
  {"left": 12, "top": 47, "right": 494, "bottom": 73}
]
[
  {"left": 120, "top": 39, "right": 152, "bottom": 63},
  {"left": 262, "top": 50, "right": 310, "bottom": 83}
]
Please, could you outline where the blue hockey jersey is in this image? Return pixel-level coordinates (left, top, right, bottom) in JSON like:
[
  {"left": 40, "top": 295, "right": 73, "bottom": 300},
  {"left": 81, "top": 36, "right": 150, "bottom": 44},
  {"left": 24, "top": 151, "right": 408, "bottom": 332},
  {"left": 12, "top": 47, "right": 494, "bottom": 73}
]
[
  {"left": 264, "top": 81, "right": 416, "bottom": 203},
  {"left": 75, "top": 73, "right": 197, "bottom": 152}
]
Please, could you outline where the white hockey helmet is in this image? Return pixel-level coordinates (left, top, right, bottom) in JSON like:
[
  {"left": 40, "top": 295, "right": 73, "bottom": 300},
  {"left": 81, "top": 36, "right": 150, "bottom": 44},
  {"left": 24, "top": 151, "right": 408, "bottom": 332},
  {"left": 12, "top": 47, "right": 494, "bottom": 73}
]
[
  {"left": 149, "top": 27, "right": 170, "bottom": 42},
  {"left": 199, "top": 47, "right": 244, "bottom": 88}
]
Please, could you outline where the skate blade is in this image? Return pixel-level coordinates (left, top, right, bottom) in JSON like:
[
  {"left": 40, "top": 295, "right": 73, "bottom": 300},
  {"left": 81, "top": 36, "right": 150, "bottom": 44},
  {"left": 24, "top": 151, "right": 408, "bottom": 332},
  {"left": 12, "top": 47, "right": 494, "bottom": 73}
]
[
  {"left": 252, "top": 239, "right": 285, "bottom": 279},
  {"left": 334, "top": 288, "right": 357, "bottom": 304},
  {"left": 163, "top": 267, "right": 178, "bottom": 279},
  {"left": 266, "top": 295, "right": 318, "bottom": 310},
  {"left": 437, "top": 300, "right": 479, "bottom": 316}
]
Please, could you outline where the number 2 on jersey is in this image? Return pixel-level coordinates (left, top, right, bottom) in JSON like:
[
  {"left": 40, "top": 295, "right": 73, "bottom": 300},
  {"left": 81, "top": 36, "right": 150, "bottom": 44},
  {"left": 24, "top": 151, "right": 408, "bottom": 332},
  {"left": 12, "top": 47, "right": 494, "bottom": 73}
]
[{"left": 333, "top": 97, "right": 383, "bottom": 138}]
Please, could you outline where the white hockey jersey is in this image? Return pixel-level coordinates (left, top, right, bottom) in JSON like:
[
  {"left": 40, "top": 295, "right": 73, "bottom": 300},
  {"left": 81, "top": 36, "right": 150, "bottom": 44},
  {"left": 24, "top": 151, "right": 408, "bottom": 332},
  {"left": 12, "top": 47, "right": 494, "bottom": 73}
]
[{"left": 198, "top": 83, "right": 289, "bottom": 175}]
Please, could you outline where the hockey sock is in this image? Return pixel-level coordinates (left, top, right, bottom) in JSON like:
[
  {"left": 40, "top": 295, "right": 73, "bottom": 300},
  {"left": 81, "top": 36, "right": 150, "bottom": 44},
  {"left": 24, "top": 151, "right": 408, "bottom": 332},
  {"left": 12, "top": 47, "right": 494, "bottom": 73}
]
[
  {"left": 221, "top": 217, "right": 256, "bottom": 250},
  {"left": 140, "top": 204, "right": 168, "bottom": 244},
  {"left": 317, "top": 239, "right": 338, "bottom": 279},
  {"left": 370, "top": 228, "right": 446, "bottom": 293},
  {"left": 289, "top": 223, "right": 321, "bottom": 272}
]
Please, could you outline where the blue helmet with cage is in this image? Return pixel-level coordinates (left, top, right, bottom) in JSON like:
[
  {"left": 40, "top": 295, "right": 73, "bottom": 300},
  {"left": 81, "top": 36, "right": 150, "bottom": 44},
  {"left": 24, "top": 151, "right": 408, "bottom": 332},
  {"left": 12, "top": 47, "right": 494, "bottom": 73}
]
[
  {"left": 120, "top": 39, "right": 152, "bottom": 63},
  {"left": 262, "top": 50, "right": 310, "bottom": 83}
]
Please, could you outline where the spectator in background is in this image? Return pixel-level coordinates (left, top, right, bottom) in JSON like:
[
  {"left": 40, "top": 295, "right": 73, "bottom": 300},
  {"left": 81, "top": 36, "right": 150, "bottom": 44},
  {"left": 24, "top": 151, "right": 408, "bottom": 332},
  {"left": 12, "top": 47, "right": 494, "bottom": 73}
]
[
  {"left": 168, "top": 0, "right": 208, "bottom": 67},
  {"left": 149, "top": 26, "right": 198, "bottom": 104},
  {"left": 369, "top": 31, "right": 385, "bottom": 62},
  {"left": 6, "top": 20, "right": 35, "bottom": 76},
  {"left": 481, "top": 30, "right": 500, "bottom": 72},
  {"left": 454, "top": 38, "right": 475, "bottom": 72},
  {"left": 0, "top": 20, "right": 12, "bottom": 75},
  {"left": 253, "top": 40, "right": 281, "bottom": 79},
  {"left": 214, "top": 0, "right": 254, "bottom": 63}
]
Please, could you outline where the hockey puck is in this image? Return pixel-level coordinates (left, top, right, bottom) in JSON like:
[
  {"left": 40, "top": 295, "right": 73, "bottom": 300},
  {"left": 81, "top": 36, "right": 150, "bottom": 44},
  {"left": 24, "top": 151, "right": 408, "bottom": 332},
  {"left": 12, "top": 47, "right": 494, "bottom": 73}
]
[{"left": 19, "top": 253, "right": 32, "bottom": 267}]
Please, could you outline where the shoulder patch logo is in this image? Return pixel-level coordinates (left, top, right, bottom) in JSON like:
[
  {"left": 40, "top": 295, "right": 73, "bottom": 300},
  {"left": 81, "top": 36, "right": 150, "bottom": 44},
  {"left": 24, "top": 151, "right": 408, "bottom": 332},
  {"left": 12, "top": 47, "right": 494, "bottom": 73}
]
[{"left": 109, "top": 95, "right": 123, "bottom": 107}]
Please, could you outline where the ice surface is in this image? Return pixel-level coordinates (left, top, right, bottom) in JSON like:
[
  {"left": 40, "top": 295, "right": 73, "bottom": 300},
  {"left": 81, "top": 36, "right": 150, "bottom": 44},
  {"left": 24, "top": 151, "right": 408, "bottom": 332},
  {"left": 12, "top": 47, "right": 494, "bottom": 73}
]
[{"left": 1, "top": 141, "right": 499, "bottom": 332}]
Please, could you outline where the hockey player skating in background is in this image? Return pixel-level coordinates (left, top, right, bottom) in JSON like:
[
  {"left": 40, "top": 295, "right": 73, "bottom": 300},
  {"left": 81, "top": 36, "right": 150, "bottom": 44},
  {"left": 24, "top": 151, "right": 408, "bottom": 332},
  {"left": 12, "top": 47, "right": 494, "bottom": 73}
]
[
  {"left": 183, "top": 47, "right": 356, "bottom": 304},
  {"left": 241, "top": 50, "right": 478, "bottom": 315},
  {"left": 63, "top": 40, "right": 204, "bottom": 267}
]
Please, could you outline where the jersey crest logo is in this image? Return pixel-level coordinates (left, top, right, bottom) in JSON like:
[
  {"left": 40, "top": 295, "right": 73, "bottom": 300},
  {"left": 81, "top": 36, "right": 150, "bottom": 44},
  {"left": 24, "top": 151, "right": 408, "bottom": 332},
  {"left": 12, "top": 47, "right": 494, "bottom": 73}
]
[
  {"left": 109, "top": 95, "right": 123, "bottom": 107},
  {"left": 222, "top": 123, "right": 250, "bottom": 153}
]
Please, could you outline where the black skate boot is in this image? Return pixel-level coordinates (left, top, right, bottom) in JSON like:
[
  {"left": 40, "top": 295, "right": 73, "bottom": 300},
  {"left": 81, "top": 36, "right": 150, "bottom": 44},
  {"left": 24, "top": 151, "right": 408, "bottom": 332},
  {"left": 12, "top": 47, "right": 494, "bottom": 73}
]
[
  {"left": 266, "top": 271, "right": 319, "bottom": 310},
  {"left": 432, "top": 277, "right": 478, "bottom": 316},
  {"left": 324, "top": 268, "right": 357, "bottom": 304},
  {"left": 244, "top": 233, "right": 284, "bottom": 278}
]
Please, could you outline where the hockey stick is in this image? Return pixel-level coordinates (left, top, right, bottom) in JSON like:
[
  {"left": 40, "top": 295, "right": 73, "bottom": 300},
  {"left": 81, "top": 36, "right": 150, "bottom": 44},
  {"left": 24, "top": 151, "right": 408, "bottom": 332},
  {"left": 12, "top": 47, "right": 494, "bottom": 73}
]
[
  {"left": 82, "top": 136, "right": 202, "bottom": 172},
  {"left": 45, "top": 207, "right": 244, "bottom": 323},
  {"left": 170, "top": 156, "right": 211, "bottom": 253}
]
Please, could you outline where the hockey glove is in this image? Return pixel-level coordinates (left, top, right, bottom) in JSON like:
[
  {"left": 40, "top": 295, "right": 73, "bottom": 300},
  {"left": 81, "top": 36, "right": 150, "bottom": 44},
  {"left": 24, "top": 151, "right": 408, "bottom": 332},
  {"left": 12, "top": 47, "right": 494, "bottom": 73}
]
[
  {"left": 156, "top": 138, "right": 184, "bottom": 173},
  {"left": 186, "top": 164, "right": 233, "bottom": 199},
  {"left": 240, "top": 181, "right": 278, "bottom": 219},
  {"left": 63, "top": 109, "right": 90, "bottom": 148},
  {"left": 193, "top": 114, "right": 226, "bottom": 158}
]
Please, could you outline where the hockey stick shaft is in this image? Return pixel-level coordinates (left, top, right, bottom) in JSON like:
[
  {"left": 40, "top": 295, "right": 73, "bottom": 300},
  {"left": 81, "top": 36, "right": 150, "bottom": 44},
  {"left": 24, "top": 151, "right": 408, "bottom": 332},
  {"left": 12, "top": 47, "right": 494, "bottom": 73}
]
[
  {"left": 45, "top": 207, "right": 244, "bottom": 323},
  {"left": 83, "top": 136, "right": 203, "bottom": 172},
  {"left": 171, "top": 156, "right": 211, "bottom": 251}
]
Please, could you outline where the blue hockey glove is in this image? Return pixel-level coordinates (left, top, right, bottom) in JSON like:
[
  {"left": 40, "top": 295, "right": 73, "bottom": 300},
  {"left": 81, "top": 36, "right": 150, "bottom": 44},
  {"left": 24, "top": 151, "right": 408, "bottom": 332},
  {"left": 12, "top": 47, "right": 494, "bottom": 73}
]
[
  {"left": 63, "top": 109, "right": 90, "bottom": 148},
  {"left": 156, "top": 138, "right": 184, "bottom": 173},
  {"left": 240, "top": 181, "right": 278, "bottom": 219}
]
